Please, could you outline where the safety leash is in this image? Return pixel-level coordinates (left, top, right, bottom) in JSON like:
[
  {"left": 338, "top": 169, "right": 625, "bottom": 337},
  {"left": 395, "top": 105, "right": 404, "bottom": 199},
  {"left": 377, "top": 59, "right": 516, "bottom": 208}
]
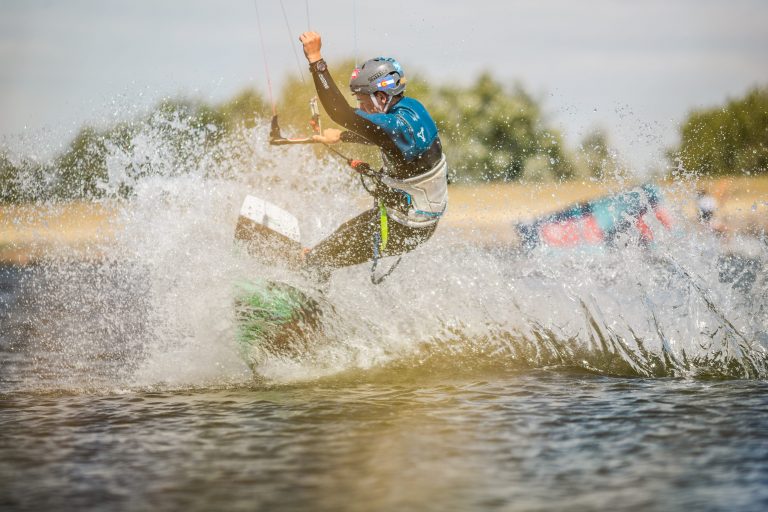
[
  {"left": 378, "top": 199, "right": 389, "bottom": 253},
  {"left": 370, "top": 199, "right": 402, "bottom": 285}
]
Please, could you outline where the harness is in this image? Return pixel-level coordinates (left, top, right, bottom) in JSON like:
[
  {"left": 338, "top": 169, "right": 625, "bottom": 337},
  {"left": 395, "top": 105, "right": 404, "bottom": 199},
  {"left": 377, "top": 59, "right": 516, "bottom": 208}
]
[
  {"left": 380, "top": 155, "right": 448, "bottom": 227},
  {"left": 358, "top": 155, "right": 447, "bottom": 283}
]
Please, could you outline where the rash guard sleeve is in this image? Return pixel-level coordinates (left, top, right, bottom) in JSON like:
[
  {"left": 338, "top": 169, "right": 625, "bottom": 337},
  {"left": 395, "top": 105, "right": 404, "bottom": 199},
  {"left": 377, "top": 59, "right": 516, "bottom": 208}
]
[{"left": 309, "top": 59, "right": 402, "bottom": 155}]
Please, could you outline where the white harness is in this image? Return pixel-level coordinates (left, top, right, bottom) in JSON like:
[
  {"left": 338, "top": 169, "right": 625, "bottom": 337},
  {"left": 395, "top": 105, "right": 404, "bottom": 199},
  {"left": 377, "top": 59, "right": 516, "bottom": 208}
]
[{"left": 380, "top": 155, "right": 448, "bottom": 227}]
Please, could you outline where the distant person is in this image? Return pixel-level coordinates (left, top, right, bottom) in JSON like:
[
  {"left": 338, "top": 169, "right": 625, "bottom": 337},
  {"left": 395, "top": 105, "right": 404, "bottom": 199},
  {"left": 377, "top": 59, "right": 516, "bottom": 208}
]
[
  {"left": 696, "top": 189, "right": 718, "bottom": 224},
  {"left": 695, "top": 188, "right": 729, "bottom": 236},
  {"left": 298, "top": 31, "right": 448, "bottom": 278}
]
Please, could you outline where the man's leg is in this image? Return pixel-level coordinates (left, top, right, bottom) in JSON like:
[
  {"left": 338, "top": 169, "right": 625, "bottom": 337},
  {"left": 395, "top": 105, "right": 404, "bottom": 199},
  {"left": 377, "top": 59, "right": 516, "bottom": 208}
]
[
  {"left": 305, "top": 209, "right": 438, "bottom": 272},
  {"left": 381, "top": 218, "right": 438, "bottom": 258},
  {"left": 305, "top": 208, "right": 380, "bottom": 271}
]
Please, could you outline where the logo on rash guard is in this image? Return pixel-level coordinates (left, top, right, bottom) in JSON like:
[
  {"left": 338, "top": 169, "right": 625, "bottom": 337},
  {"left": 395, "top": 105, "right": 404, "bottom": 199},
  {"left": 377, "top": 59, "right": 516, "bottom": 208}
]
[{"left": 417, "top": 127, "right": 426, "bottom": 142}]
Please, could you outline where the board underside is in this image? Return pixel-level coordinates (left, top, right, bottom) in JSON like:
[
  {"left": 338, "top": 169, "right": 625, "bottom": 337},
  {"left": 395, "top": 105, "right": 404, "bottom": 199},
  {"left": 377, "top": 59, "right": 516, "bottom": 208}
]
[
  {"left": 234, "top": 195, "right": 302, "bottom": 268},
  {"left": 235, "top": 280, "right": 324, "bottom": 361}
]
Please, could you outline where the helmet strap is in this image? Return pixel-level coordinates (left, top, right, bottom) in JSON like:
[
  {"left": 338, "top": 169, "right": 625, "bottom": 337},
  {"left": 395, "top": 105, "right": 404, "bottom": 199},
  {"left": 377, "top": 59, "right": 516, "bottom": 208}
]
[{"left": 370, "top": 93, "right": 393, "bottom": 113}]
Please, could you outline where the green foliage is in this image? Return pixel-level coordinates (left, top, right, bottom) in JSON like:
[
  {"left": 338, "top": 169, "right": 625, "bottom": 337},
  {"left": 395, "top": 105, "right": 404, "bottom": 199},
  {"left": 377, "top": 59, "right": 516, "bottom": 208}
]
[
  {"left": 218, "top": 89, "right": 270, "bottom": 130},
  {"left": 420, "top": 73, "right": 572, "bottom": 182},
  {"left": 0, "top": 92, "right": 268, "bottom": 203},
  {"left": 0, "top": 151, "right": 20, "bottom": 202},
  {"left": 574, "top": 129, "right": 625, "bottom": 180},
  {"left": 0, "top": 62, "right": 611, "bottom": 203},
  {"left": 670, "top": 87, "right": 768, "bottom": 176},
  {"left": 54, "top": 126, "right": 110, "bottom": 199},
  {"left": 0, "top": 151, "right": 58, "bottom": 203}
]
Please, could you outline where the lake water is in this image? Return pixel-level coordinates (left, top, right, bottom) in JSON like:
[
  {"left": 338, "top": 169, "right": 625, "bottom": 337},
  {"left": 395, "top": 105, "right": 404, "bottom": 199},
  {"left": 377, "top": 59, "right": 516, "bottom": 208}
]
[
  {"left": 2, "top": 118, "right": 767, "bottom": 511},
  {"left": 2, "top": 363, "right": 767, "bottom": 511},
  {"left": 1, "top": 251, "right": 767, "bottom": 512}
]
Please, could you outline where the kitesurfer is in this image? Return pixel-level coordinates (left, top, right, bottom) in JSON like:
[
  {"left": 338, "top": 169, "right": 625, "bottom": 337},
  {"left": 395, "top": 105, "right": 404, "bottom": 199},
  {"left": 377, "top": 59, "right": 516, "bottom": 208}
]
[{"left": 298, "top": 31, "right": 448, "bottom": 277}]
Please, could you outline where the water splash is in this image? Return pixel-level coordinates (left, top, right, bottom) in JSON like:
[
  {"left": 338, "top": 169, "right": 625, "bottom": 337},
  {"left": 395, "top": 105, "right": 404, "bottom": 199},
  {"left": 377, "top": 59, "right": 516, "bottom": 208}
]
[{"left": 2, "top": 115, "right": 767, "bottom": 394}]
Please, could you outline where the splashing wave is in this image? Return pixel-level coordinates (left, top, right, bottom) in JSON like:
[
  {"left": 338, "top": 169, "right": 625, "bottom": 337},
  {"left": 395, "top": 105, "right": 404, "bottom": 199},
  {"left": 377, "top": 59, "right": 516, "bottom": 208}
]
[{"left": 3, "top": 116, "right": 766, "bottom": 393}]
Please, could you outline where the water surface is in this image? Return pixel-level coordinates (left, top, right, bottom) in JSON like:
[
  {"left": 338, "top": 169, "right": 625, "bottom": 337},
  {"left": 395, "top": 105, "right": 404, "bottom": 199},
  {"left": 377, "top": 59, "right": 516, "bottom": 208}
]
[
  {"left": 2, "top": 117, "right": 767, "bottom": 511},
  {"left": 2, "top": 372, "right": 767, "bottom": 512}
]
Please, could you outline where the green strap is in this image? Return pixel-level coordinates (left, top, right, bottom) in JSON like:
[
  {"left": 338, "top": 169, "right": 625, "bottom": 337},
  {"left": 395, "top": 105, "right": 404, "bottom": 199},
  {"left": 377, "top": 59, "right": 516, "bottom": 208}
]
[
  {"left": 370, "top": 198, "right": 402, "bottom": 285},
  {"left": 378, "top": 199, "right": 389, "bottom": 253}
]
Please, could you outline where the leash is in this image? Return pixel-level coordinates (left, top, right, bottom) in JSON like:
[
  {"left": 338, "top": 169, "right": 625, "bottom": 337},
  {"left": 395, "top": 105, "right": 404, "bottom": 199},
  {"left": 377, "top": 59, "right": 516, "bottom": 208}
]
[
  {"left": 370, "top": 199, "right": 402, "bottom": 284},
  {"left": 317, "top": 147, "right": 404, "bottom": 285}
]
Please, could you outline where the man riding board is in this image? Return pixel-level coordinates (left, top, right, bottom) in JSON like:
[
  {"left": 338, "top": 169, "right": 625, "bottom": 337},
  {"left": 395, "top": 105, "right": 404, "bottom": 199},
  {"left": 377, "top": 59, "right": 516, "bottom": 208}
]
[{"left": 298, "top": 31, "right": 448, "bottom": 279}]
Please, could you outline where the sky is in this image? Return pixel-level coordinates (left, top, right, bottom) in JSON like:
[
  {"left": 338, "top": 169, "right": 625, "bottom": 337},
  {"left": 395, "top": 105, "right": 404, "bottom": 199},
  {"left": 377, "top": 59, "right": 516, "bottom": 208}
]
[{"left": 2, "top": 0, "right": 767, "bottom": 171}]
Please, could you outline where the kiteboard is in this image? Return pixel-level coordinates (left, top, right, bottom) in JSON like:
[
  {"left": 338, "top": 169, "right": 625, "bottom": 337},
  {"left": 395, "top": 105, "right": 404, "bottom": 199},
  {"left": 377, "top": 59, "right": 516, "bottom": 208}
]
[
  {"left": 234, "top": 278, "right": 325, "bottom": 363},
  {"left": 234, "top": 195, "right": 303, "bottom": 268},
  {"left": 233, "top": 195, "right": 327, "bottom": 359}
]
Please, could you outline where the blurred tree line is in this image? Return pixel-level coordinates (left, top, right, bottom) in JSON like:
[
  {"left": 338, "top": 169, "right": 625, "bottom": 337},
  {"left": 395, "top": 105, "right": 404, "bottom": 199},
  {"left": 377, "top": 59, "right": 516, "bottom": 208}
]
[
  {"left": 1, "top": 61, "right": 629, "bottom": 203},
  {"left": 669, "top": 86, "right": 768, "bottom": 176},
  {"left": 0, "top": 91, "right": 268, "bottom": 203}
]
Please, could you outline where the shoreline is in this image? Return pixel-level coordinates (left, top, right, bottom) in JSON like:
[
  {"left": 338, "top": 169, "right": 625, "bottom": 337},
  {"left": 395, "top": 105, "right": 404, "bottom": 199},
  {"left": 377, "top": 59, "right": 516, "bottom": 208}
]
[{"left": 2, "top": 178, "right": 767, "bottom": 265}]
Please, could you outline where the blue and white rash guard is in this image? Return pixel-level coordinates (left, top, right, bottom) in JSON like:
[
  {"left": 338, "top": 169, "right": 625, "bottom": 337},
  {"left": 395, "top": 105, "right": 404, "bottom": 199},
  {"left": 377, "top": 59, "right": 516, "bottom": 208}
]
[{"left": 309, "top": 59, "right": 443, "bottom": 181}]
